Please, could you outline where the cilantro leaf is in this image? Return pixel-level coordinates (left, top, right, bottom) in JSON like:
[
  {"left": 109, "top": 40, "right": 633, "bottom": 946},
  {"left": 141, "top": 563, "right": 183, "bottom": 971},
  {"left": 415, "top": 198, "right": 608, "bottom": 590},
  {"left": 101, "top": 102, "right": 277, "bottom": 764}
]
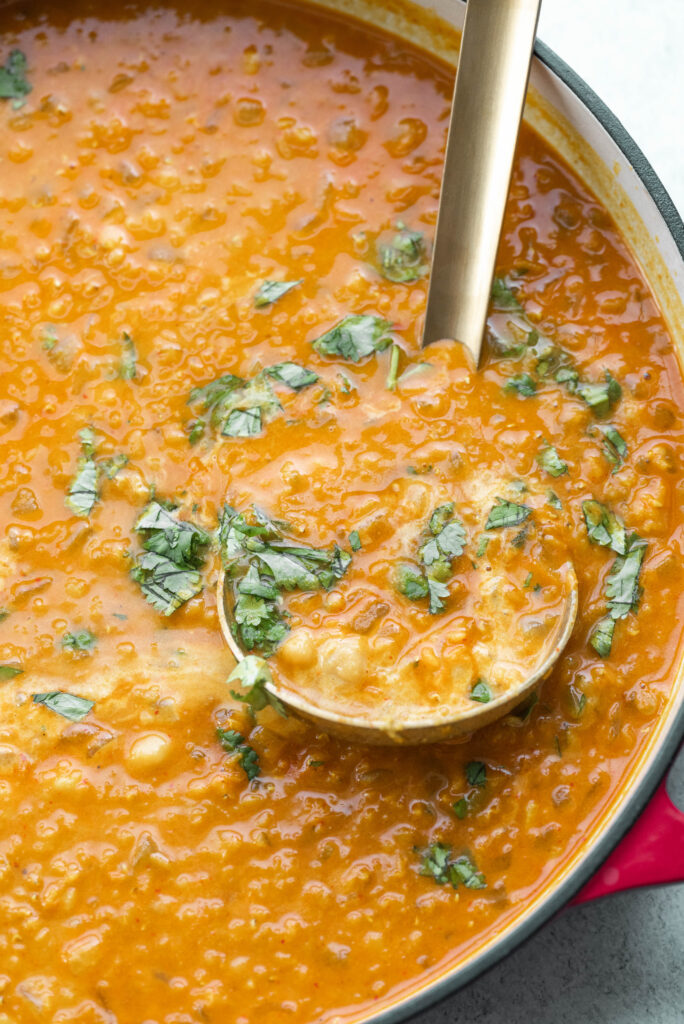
[
  {"left": 453, "top": 798, "right": 468, "bottom": 819},
  {"left": 135, "top": 501, "right": 211, "bottom": 569},
  {"left": 312, "top": 315, "right": 393, "bottom": 362},
  {"left": 349, "top": 530, "right": 361, "bottom": 552},
  {"left": 223, "top": 407, "right": 262, "bottom": 437},
  {"left": 265, "top": 362, "right": 318, "bottom": 390},
  {"left": 537, "top": 442, "right": 568, "bottom": 477},
  {"left": 589, "top": 616, "right": 615, "bottom": 658},
  {"left": 581, "top": 500, "right": 626, "bottom": 555},
  {"left": 101, "top": 453, "right": 128, "bottom": 478},
  {"left": 470, "top": 680, "right": 491, "bottom": 703},
  {"left": 485, "top": 499, "right": 531, "bottom": 530},
  {"left": 577, "top": 371, "right": 622, "bottom": 416},
  {"left": 418, "top": 843, "right": 486, "bottom": 890},
  {"left": 65, "top": 458, "right": 99, "bottom": 517},
  {"left": 0, "top": 664, "right": 22, "bottom": 681},
  {"left": 600, "top": 425, "right": 628, "bottom": 473},
  {"left": 216, "top": 727, "right": 260, "bottom": 781},
  {"left": 130, "top": 552, "right": 203, "bottom": 615},
  {"left": 491, "top": 276, "right": 522, "bottom": 311},
  {"left": 32, "top": 691, "right": 94, "bottom": 722},
  {"left": 605, "top": 536, "right": 647, "bottom": 619},
  {"left": 465, "top": 760, "right": 487, "bottom": 788},
  {"left": 228, "top": 655, "right": 287, "bottom": 717},
  {"left": 0, "top": 50, "right": 31, "bottom": 103},
  {"left": 395, "top": 563, "right": 429, "bottom": 600},
  {"left": 377, "top": 226, "right": 428, "bottom": 283},
  {"left": 504, "top": 373, "right": 537, "bottom": 398},
  {"left": 254, "top": 279, "right": 302, "bottom": 308},
  {"left": 427, "top": 576, "right": 450, "bottom": 614},
  {"left": 62, "top": 629, "right": 97, "bottom": 655},
  {"left": 119, "top": 331, "right": 137, "bottom": 380},
  {"left": 547, "top": 490, "right": 563, "bottom": 509},
  {"left": 386, "top": 343, "right": 401, "bottom": 391}
]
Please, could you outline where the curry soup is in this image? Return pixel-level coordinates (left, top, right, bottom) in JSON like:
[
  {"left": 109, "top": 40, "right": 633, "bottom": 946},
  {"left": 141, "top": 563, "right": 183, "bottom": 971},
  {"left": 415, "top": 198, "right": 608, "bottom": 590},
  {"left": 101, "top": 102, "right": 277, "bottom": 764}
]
[{"left": 1, "top": 1, "right": 683, "bottom": 1023}]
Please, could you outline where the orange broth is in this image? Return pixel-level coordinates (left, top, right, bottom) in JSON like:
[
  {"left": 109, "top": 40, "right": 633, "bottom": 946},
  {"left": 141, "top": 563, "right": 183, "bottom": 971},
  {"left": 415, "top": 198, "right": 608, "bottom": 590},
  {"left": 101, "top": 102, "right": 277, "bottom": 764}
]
[{"left": 0, "top": 2, "right": 683, "bottom": 1022}]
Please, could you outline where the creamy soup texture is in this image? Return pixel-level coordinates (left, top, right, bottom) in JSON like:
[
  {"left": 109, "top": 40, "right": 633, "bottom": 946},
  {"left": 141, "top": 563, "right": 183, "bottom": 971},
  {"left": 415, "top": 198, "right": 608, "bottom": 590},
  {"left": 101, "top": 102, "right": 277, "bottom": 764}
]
[{"left": 0, "top": 2, "right": 683, "bottom": 1023}]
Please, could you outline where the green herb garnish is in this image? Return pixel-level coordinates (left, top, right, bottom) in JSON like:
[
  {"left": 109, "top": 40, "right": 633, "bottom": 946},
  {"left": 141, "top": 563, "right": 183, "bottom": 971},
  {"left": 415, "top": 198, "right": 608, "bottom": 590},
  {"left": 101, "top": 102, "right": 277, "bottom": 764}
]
[
  {"left": 349, "top": 530, "right": 361, "bottom": 552},
  {"left": 537, "top": 442, "right": 568, "bottom": 477},
  {"left": 576, "top": 371, "right": 622, "bottom": 416},
  {"left": 32, "top": 691, "right": 94, "bottom": 722},
  {"left": 581, "top": 499, "right": 626, "bottom": 555},
  {"left": 504, "top": 373, "right": 537, "bottom": 398},
  {"left": 0, "top": 50, "right": 31, "bottom": 104},
  {"left": 254, "top": 279, "right": 302, "bottom": 307},
  {"left": 491, "top": 276, "right": 522, "bottom": 311},
  {"left": 599, "top": 425, "right": 628, "bottom": 473},
  {"left": 265, "top": 362, "right": 319, "bottom": 390},
  {"left": 453, "top": 798, "right": 468, "bottom": 819},
  {"left": 62, "top": 629, "right": 97, "bottom": 655},
  {"left": 377, "top": 226, "right": 428, "bottom": 283},
  {"left": 395, "top": 503, "right": 466, "bottom": 615},
  {"left": 485, "top": 498, "right": 531, "bottom": 530},
  {"left": 386, "top": 343, "right": 401, "bottom": 391},
  {"left": 465, "top": 760, "right": 487, "bottom": 788},
  {"left": 228, "top": 655, "right": 287, "bottom": 717},
  {"left": 312, "top": 315, "right": 393, "bottom": 362},
  {"left": 217, "top": 726, "right": 260, "bottom": 780},
  {"left": 0, "top": 664, "right": 22, "bottom": 681},
  {"left": 119, "top": 331, "right": 137, "bottom": 380},
  {"left": 130, "top": 501, "right": 211, "bottom": 615},
  {"left": 418, "top": 843, "right": 485, "bottom": 890},
  {"left": 470, "top": 680, "right": 491, "bottom": 703}
]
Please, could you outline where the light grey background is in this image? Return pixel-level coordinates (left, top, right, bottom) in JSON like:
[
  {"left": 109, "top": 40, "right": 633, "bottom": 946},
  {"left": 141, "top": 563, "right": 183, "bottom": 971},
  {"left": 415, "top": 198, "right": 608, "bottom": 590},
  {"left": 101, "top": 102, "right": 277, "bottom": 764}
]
[{"left": 418, "top": 2, "right": 684, "bottom": 1022}]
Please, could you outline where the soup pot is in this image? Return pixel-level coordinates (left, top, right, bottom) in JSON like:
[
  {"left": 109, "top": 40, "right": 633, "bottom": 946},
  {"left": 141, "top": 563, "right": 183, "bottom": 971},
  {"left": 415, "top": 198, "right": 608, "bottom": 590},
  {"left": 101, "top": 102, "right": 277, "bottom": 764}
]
[{"left": 308, "top": 0, "right": 684, "bottom": 1020}]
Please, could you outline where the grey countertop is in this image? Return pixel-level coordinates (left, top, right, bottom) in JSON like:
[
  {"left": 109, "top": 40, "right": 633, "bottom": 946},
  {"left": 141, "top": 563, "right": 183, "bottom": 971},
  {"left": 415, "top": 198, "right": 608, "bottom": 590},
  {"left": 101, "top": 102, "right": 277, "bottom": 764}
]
[{"left": 418, "top": 3, "right": 684, "bottom": 1021}]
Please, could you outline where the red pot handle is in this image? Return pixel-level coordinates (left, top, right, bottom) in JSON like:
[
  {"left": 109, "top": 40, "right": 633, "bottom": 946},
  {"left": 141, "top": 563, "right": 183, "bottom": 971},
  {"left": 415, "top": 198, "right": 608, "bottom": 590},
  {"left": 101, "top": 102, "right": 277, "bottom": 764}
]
[{"left": 572, "top": 763, "right": 684, "bottom": 905}]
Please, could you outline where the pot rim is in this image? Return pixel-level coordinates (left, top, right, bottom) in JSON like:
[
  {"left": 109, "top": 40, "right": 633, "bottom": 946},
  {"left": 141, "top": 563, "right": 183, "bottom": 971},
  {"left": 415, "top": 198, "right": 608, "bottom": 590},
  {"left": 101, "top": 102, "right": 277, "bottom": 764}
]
[{"left": 359, "top": 36, "right": 684, "bottom": 1024}]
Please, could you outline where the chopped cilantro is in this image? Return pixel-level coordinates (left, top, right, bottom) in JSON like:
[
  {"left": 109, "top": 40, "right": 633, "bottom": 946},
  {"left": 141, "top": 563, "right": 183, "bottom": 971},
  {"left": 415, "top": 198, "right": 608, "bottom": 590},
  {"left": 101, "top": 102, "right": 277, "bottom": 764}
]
[
  {"left": 504, "top": 373, "right": 537, "bottom": 398},
  {"left": 254, "top": 279, "right": 302, "bottom": 307},
  {"left": 568, "top": 684, "right": 587, "bottom": 718},
  {"left": 581, "top": 500, "right": 626, "bottom": 555},
  {"left": 0, "top": 50, "right": 31, "bottom": 104},
  {"left": 599, "top": 425, "right": 628, "bottom": 473},
  {"left": 605, "top": 536, "right": 647, "bottom": 620},
  {"left": 465, "top": 760, "right": 487, "bottom": 788},
  {"left": 418, "top": 843, "right": 485, "bottom": 890},
  {"left": 62, "top": 629, "right": 97, "bottom": 655},
  {"left": 576, "top": 371, "right": 622, "bottom": 416},
  {"left": 475, "top": 535, "right": 490, "bottom": 559},
  {"left": 547, "top": 490, "right": 563, "bottom": 509},
  {"left": 470, "top": 680, "right": 491, "bottom": 703},
  {"left": 265, "top": 362, "right": 319, "bottom": 390},
  {"left": 101, "top": 453, "right": 128, "bottom": 478},
  {"left": 485, "top": 498, "right": 531, "bottom": 530},
  {"left": 396, "top": 504, "right": 466, "bottom": 615},
  {"left": 377, "top": 226, "right": 428, "bottom": 283},
  {"left": 131, "top": 501, "right": 210, "bottom": 615},
  {"left": 223, "top": 407, "right": 262, "bottom": 437},
  {"left": 216, "top": 727, "right": 260, "bottom": 781},
  {"left": 220, "top": 507, "right": 352, "bottom": 656},
  {"left": 0, "top": 664, "right": 22, "bottom": 681},
  {"left": 453, "top": 798, "right": 468, "bottom": 819},
  {"left": 119, "top": 332, "right": 137, "bottom": 380},
  {"left": 491, "top": 276, "right": 522, "bottom": 311},
  {"left": 65, "top": 457, "right": 99, "bottom": 517},
  {"left": 386, "top": 343, "right": 401, "bottom": 391},
  {"left": 589, "top": 616, "right": 615, "bottom": 658},
  {"left": 32, "top": 691, "right": 94, "bottom": 722},
  {"left": 349, "top": 529, "right": 361, "bottom": 552},
  {"left": 228, "top": 655, "right": 287, "bottom": 717},
  {"left": 537, "top": 442, "right": 568, "bottom": 477},
  {"left": 395, "top": 563, "right": 429, "bottom": 601},
  {"left": 312, "top": 314, "right": 393, "bottom": 362}
]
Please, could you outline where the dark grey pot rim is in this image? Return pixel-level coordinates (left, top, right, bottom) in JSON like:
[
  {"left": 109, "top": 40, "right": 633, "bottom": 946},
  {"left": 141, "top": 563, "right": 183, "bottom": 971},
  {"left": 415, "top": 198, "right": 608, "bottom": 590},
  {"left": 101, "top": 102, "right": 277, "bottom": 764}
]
[{"left": 364, "top": 37, "right": 684, "bottom": 1024}]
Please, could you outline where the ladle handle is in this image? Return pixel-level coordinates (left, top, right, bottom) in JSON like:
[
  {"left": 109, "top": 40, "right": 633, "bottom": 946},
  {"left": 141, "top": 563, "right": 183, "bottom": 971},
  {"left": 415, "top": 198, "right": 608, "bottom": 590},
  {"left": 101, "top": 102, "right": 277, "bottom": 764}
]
[{"left": 423, "top": 0, "right": 542, "bottom": 363}]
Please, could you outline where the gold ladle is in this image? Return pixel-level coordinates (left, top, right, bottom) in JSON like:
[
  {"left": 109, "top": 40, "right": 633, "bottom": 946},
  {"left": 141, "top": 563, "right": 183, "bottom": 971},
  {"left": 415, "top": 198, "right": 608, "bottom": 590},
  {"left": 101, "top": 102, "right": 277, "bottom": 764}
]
[{"left": 218, "top": 0, "right": 579, "bottom": 743}]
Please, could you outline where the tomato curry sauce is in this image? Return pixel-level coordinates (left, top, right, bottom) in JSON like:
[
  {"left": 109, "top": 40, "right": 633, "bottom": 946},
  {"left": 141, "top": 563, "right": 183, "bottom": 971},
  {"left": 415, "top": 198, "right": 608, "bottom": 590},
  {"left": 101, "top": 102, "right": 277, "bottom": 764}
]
[{"left": 0, "top": 1, "right": 683, "bottom": 1022}]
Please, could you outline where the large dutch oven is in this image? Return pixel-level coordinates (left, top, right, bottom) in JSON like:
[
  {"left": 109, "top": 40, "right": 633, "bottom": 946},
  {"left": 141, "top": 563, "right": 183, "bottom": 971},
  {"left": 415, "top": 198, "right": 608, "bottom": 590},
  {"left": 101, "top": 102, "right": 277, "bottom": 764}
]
[{"left": 308, "top": 0, "right": 684, "bottom": 1019}]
